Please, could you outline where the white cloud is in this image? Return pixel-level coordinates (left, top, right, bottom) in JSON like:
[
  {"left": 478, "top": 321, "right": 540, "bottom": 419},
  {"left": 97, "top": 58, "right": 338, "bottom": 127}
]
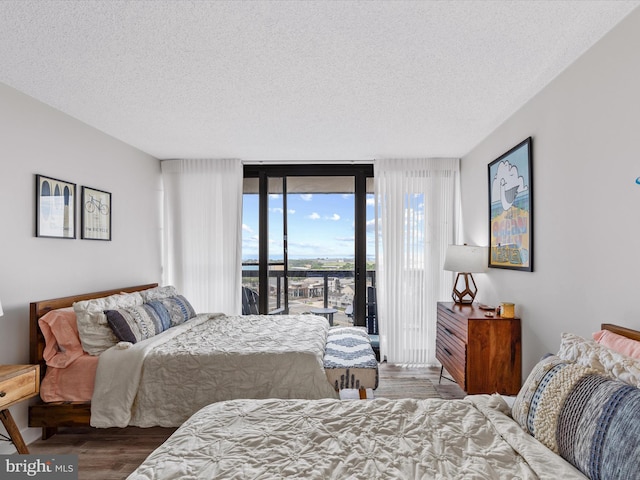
[
  {"left": 326, "top": 213, "right": 340, "bottom": 221},
  {"left": 288, "top": 240, "right": 321, "bottom": 249},
  {"left": 366, "top": 197, "right": 375, "bottom": 206},
  {"left": 268, "top": 207, "right": 294, "bottom": 215},
  {"left": 241, "top": 234, "right": 260, "bottom": 252},
  {"left": 308, "top": 212, "right": 321, "bottom": 220},
  {"left": 300, "top": 194, "right": 313, "bottom": 201},
  {"left": 366, "top": 218, "right": 376, "bottom": 231},
  {"left": 242, "top": 224, "right": 253, "bottom": 233}
]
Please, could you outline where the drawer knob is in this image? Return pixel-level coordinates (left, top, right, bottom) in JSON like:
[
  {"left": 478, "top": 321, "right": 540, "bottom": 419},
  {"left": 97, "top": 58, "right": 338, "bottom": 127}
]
[{"left": 0, "top": 391, "right": 5, "bottom": 398}]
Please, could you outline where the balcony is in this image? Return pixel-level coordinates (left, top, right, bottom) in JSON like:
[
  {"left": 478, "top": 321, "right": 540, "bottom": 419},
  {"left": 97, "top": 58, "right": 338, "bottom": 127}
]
[{"left": 242, "top": 267, "right": 376, "bottom": 327}]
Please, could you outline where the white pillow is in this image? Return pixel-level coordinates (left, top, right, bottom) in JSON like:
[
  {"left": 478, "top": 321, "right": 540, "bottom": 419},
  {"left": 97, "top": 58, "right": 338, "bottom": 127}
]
[
  {"left": 74, "top": 292, "right": 143, "bottom": 355},
  {"left": 139, "top": 285, "right": 179, "bottom": 302},
  {"left": 557, "top": 332, "right": 640, "bottom": 388}
]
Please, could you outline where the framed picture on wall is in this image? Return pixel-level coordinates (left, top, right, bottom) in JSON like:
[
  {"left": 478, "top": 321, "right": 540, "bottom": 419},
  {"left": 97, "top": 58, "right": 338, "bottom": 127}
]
[
  {"left": 81, "top": 186, "right": 111, "bottom": 240},
  {"left": 487, "top": 137, "right": 533, "bottom": 271},
  {"left": 35, "top": 174, "right": 76, "bottom": 239}
]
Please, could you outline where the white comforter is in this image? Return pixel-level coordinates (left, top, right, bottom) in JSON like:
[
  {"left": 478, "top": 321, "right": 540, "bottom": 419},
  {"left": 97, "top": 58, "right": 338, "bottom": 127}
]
[
  {"left": 128, "top": 395, "right": 587, "bottom": 480},
  {"left": 91, "top": 313, "right": 338, "bottom": 428}
]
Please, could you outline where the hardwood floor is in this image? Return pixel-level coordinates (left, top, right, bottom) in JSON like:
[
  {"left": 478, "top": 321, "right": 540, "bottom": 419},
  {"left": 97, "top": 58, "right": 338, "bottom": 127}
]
[
  {"left": 29, "top": 426, "right": 177, "bottom": 480},
  {"left": 27, "top": 364, "right": 465, "bottom": 479},
  {"left": 376, "top": 363, "right": 465, "bottom": 400}
]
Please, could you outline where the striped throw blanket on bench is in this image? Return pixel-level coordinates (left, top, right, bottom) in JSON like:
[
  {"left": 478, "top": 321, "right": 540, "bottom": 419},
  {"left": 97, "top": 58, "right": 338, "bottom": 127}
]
[{"left": 324, "top": 326, "right": 378, "bottom": 391}]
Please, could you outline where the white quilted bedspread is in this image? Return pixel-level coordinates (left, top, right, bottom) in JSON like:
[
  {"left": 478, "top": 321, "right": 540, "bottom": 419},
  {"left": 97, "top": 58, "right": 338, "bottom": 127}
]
[
  {"left": 128, "top": 395, "right": 587, "bottom": 480},
  {"left": 91, "top": 314, "right": 338, "bottom": 428}
]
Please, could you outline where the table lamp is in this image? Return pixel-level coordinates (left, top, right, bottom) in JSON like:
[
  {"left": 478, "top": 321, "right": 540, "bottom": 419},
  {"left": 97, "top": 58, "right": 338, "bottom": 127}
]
[{"left": 443, "top": 245, "right": 488, "bottom": 304}]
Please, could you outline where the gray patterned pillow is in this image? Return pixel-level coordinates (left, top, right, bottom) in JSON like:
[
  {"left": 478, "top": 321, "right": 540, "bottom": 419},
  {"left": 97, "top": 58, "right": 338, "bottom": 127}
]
[{"left": 158, "top": 295, "right": 196, "bottom": 326}]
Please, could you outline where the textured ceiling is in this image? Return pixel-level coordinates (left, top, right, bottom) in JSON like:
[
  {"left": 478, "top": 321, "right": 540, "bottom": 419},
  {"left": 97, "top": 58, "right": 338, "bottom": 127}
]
[{"left": 0, "top": 1, "right": 637, "bottom": 161}]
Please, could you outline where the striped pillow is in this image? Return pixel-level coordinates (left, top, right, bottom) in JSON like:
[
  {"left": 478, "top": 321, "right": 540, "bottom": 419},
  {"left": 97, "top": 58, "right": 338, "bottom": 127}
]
[
  {"left": 158, "top": 295, "right": 196, "bottom": 326},
  {"left": 557, "top": 374, "right": 640, "bottom": 479},
  {"left": 511, "top": 354, "right": 572, "bottom": 432},
  {"left": 513, "top": 354, "right": 640, "bottom": 479},
  {"left": 512, "top": 355, "right": 596, "bottom": 444},
  {"left": 105, "top": 303, "right": 170, "bottom": 344}
]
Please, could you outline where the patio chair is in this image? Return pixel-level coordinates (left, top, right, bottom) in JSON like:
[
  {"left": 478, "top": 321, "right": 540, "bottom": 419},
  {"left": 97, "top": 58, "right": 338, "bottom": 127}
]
[
  {"left": 366, "top": 286, "right": 380, "bottom": 361},
  {"left": 343, "top": 287, "right": 380, "bottom": 361},
  {"left": 241, "top": 287, "right": 286, "bottom": 315}
]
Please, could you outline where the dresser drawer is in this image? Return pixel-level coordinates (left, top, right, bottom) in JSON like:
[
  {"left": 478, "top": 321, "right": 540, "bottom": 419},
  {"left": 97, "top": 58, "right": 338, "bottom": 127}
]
[
  {"left": 0, "top": 368, "right": 38, "bottom": 409},
  {"left": 436, "top": 324, "right": 466, "bottom": 388},
  {"left": 436, "top": 305, "right": 468, "bottom": 342},
  {"left": 436, "top": 341, "right": 465, "bottom": 387},
  {"left": 437, "top": 318, "right": 466, "bottom": 348}
]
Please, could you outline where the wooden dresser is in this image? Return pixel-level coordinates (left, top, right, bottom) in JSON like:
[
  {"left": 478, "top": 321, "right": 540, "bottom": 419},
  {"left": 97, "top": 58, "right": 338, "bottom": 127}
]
[{"left": 436, "top": 302, "right": 521, "bottom": 395}]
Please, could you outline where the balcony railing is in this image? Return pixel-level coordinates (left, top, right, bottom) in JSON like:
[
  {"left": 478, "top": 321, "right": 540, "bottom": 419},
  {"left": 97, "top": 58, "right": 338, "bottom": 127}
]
[{"left": 242, "top": 267, "right": 376, "bottom": 327}]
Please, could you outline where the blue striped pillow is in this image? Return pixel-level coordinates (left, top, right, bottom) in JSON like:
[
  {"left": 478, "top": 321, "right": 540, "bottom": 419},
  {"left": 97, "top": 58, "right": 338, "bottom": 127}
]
[
  {"left": 513, "top": 354, "right": 640, "bottom": 479},
  {"left": 105, "top": 303, "right": 169, "bottom": 344},
  {"left": 556, "top": 375, "right": 640, "bottom": 480},
  {"left": 158, "top": 295, "right": 196, "bottom": 326}
]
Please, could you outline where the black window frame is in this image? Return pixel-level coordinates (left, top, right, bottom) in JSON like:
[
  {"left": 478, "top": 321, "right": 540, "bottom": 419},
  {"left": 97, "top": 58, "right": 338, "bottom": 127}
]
[{"left": 243, "top": 164, "right": 374, "bottom": 327}]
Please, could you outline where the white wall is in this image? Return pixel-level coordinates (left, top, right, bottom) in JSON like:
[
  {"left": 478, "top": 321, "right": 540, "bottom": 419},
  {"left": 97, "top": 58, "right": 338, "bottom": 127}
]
[
  {"left": 0, "top": 83, "right": 162, "bottom": 451},
  {"left": 461, "top": 9, "right": 640, "bottom": 376}
]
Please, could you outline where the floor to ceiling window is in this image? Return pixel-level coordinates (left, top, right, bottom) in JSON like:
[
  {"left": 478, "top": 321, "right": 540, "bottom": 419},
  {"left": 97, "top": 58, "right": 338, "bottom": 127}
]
[{"left": 242, "top": 164, "right": 374, "bottom": 327}]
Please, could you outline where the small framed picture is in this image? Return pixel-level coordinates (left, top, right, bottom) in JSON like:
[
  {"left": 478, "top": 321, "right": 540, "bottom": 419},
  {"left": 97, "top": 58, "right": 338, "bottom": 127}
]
[
  {"left": 81, "top": 186, "right": 111, "bottom": 241},
  {"left": 487, "top": 137, "right": 533, "bottom": 271},
  {"left": 36, "top": 174, "right": 76, "bottom": 239}
]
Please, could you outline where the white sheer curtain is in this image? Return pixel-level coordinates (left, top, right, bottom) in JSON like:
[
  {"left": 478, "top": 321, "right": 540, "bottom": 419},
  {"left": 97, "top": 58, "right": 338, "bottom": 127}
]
[
  {"left": 161, "top": 158, "right": 243, "bottom": 314},
  {"left": 375, "top": 158, "right": 461, "bottom": 365}
]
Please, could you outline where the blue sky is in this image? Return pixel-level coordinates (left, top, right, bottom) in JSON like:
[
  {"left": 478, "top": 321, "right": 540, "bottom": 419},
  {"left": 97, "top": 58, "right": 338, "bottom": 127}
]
[{"left": 242, "top": 193, "right": 375, "bottom": 260}]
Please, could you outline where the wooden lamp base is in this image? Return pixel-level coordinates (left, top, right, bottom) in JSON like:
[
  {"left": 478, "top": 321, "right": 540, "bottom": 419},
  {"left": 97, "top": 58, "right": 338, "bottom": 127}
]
[{"left": 451, "top": 272, "right": 477, "bottom": 304}]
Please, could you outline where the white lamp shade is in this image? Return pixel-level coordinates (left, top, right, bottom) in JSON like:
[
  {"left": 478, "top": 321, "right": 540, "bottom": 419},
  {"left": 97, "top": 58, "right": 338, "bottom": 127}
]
[
  {"left": 0, "top": 299, "right": 3, "bottom": 317},
  {"left": 444, "top": 245, "right": 488, "bottom": 273}
]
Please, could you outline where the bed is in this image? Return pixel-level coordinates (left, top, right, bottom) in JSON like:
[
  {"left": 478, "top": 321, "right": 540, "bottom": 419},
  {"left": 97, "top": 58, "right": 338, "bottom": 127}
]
[
  {"left": 29, "top": 283, "right": 376, "bottom": 438},
  {"left": 128, "top": 323, "right": 640, "bottom": 480}
]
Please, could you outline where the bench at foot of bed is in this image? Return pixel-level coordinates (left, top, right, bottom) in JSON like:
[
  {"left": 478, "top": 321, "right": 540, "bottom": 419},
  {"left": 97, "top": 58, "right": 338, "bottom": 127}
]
[{"left": 323, "top": 326, "right": 379, "bottom": 391}]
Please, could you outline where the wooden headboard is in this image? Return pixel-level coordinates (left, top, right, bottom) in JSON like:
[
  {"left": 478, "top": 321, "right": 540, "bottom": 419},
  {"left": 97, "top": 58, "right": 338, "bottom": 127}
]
[
  {"left": 601, "top": 323, "right": 640, "bottom": 342},
  {"left": 29, "top": 283, "right": 158, "bottom": 380}
]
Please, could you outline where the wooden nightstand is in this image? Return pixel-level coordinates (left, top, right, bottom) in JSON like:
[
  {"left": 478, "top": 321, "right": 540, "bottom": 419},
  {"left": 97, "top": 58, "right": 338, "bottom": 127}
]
[
  {"left": 436, "top": 302, "right": 521, "bottom": 395},
  {"left": 0, "top": 364, "right": 40, "bottom": 454}
]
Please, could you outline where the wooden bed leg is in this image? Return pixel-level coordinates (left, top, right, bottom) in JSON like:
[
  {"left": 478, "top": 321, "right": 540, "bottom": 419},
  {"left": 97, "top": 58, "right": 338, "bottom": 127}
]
[{"left": 42, "top": 427, "right": 57, "bottom": 440}]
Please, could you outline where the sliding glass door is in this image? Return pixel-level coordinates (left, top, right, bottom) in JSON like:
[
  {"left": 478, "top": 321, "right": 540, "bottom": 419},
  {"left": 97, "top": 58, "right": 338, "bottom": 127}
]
[{"left": 242, "top": 165, "right": 373, "bottom": 327}]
